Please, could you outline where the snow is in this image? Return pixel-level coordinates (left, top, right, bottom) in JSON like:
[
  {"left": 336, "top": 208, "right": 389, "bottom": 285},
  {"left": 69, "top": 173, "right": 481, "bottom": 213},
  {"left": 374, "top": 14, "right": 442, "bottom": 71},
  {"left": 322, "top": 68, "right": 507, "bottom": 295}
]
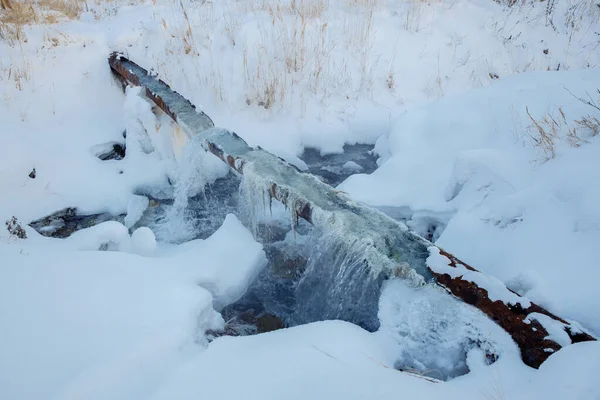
[
  {"left": 0, "top": 242, "right": 216, "bottom": 400},
  {"left": 57, "top": 221, "right": 156, "bottom": 256},
  {"left": 124, "top": 195, "right": 150, "bottom": 228},
  {"left": 342, "top": 160, "right": 364, "bottom": 173},
  {"left": 1, "top": 0, "right": 599, "bottom": 399},
  {"left": 524, "top": 312, "right": 572, "bottom": 347},
  {"left": 428, "top": 246, "right": 532, "bottom": 308},
  {"left": 163, "top": 214, "right": 268, "bottom": 310},
  {"left": 0, "top": 213, "right": 263, "bottom": 400},
  {"left": 65, "top": 220, "right": 131, "bottom": 251},
  {"left": 519, "top": 341, "right": 600, "bottom": 400},
  {"left": 131, "top": 226, "right": 157, "bottom": 256},
  {"left": 340, "top": 69, "right": 600, "bottom": 209}
]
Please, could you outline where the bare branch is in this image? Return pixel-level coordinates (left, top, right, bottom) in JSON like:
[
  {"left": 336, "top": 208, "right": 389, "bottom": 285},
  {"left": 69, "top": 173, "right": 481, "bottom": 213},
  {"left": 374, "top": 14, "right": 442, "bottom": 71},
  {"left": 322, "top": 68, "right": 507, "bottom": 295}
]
[{"left": 564, "top": 86, "right": 600, "bottom": 113}]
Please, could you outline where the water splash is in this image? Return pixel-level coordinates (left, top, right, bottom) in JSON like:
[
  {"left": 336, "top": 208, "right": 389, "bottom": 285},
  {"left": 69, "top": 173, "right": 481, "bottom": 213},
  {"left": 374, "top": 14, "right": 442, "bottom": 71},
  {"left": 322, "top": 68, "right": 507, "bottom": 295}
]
[
  {"left": 378, "top": 278, "right": 500, "bottom": 380},
  {"left": 289, "top": 230, "right": 391, "bottom": 331},
  {"left": 159, "top": 137, "right": 212, "bottom": 242},
  {"left": 147, "top": 137, "right": 232, "bottom": 243}
]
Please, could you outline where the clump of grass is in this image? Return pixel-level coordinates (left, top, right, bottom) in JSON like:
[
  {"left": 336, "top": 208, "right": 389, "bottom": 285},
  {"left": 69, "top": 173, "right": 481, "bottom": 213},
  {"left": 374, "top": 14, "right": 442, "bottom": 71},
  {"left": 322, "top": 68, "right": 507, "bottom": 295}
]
[
  {"left": 347, "top": 0, "right": 379, "bottom": 7},
  {"left": 1, "top": 0, "right": 84, "bottom": 25},
  {"left": 500, "top": 0, "right": 600, "bottom": 32},
  {"left": 243, "top": 0, "right": 337, "bottom": 109},
  {"left": 525, "top": 89, "right": 600, "bottom": 162},
  {"left": 1, "top": 0, "right": 37, "bottom": 25},
  {"left": 6, "top": 63, "right": 31, "bottom": 90},
  {"left": 386, "top": 70, "right": 395, "bottom": 90},
  {"left": 575, "top": 115, "right": 600, "bottom": 137},
  {"left": 5, "top": 216, "right": 27, "bottom": 239},
  {"left": 0, "top": 0, "right": 87, "bottom": 45},
  {"left": 0, "top": 20, "right": 26, "bottom": 45},
  {"left": 526, "top": 106, "right": 572, "bottom": 160},
  {"left": 569, "top": 88, "right": 600, "bottom": 141}
]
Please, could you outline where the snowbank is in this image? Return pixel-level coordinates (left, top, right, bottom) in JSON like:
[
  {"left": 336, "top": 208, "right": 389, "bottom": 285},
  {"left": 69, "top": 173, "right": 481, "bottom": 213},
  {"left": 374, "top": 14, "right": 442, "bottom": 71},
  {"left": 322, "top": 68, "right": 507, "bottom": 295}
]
[
  {"left": 160, "top": 214, "right": 268, "bottom": 309},
  {"left": 0, "top": 214, "right": 265, "bottom": 400},
  {"left": 0, "top": 244, "right": 217, "bottom": 400},
  {"left": 149, "top": 320, "right": 443, "bottom": 400},
  {"left": 148, "top": 319, "right": 600, "bottom": 400}
]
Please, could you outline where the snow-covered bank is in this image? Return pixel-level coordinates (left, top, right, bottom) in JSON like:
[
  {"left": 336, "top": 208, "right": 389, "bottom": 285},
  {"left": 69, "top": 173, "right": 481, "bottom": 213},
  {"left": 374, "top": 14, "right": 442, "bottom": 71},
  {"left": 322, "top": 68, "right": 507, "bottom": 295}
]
[
  {"left": 148, "top": 320, "right": 600, "bottom": 400},
  {"left": 0, "top": 214, "right": 265, "bottom": 400}
]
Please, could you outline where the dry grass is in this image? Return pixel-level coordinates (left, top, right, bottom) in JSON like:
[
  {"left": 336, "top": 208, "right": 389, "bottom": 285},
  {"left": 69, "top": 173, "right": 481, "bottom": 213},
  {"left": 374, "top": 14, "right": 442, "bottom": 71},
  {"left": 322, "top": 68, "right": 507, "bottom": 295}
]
[
  {"left": 6, "top": 63, "right": 31, "bottom": 90},
  {"left": 5, "top": 216, "right": 27, "bottom": 239},
  {"left": 1, "top": 0, "right": 84, "bottom": 25},
  {"left": 163, "top": 0, "right": 378, "bottom": 110},
  {"left": 568, "top": 88, "right": 600, "bottom": 143},
  {"left": 347, "top": 0, "right": 380, "bottom": 6},
  {"left": 242, "top": 0, "right": 341, "bottom": 109},
  {"left": 0, "top": 0, "right": 87, "bottom": 45},
  {"left": 526, "top": 106, "right": 569, "bottom": 160},
  {"left": 501, "top": 0, "right": 600, "bottom": 32},
  {"left": 481, "top": 369, "right": 506, "bottom": 400},
  {"left": 403, "top": 0, "right": 436, "bottom": 32},
  {"left": 0, "top": 0, "right": 87, "bottom": 94},
  {"left": 255, "top": 0, "right": 329, "bottom": 18},
  {"left": 1, "top": 0, "right": 38, "bottom": 25},
  {"left": 575, "top": 115, "right": 600, "bottom": 137},
  {"left": 0, "top": 19, "right": 25, "bottom": 45},
  {"left": 132, "top": 0, "right": 458, "bottom": 112},
  {"left": 141, "top": 0, "right": 452, "bottom": 112},
  {"left": 525, "top": 91, "right": 600, "bottom": 162}
]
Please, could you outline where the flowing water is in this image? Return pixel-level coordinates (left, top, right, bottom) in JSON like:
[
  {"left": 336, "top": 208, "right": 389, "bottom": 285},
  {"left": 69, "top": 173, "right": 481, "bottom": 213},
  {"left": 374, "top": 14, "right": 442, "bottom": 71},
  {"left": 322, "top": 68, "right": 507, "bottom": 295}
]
[{"left": 29, "top": 140, "right": 492, "bottom": 380}]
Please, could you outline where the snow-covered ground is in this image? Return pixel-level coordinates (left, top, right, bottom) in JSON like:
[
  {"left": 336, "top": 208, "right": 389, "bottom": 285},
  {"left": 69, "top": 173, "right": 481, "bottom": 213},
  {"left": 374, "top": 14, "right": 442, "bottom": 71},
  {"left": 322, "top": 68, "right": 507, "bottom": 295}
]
[{"left": 1, "top": 0, "right": 600, "bottom": 398}]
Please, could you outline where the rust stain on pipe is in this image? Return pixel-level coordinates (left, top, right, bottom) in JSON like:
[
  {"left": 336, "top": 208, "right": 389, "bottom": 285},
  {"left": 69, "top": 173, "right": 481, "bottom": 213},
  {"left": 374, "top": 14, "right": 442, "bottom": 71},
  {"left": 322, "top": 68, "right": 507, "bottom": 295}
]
[{"left": 429, "top": 249, "right": 595, "bottom": 368}]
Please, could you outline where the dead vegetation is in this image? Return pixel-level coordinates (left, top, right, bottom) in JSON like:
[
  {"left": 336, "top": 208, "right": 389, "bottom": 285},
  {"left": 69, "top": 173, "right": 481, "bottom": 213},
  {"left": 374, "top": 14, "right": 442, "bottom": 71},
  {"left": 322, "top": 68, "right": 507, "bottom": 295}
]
[
  {"left": 525, "top": 89, "right": 600, "bottom": 162},
  {"left": 1, "top": 0, "right": 13, "bottom": 11},
  {"left": 498, "top": 0, "right": 600, "bottom": 32},
  {"left": 0, "top": 0, "right": 88, "bottom": 44},
  {"left": 5, "top": 216, "right": 27, "bottom": 239},
  {"left": 1, "top": 0, "right": 83, "bottom": 25},
  {"left": 575, "top": 114, "right": 600, "bottom": 137},
  {"left": 526, "top": 106, "right": 569, "bottom": 160}
]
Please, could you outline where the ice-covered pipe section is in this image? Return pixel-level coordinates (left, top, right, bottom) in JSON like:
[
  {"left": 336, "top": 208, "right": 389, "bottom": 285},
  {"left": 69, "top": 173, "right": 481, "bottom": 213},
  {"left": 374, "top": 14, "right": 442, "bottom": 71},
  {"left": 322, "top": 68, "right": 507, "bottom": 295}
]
[
  {"left": 109, "top": 53, "right": 435, "bottom": 283},
  {"left": 109, "top": 53, "right": 214, "bottom": 135}
]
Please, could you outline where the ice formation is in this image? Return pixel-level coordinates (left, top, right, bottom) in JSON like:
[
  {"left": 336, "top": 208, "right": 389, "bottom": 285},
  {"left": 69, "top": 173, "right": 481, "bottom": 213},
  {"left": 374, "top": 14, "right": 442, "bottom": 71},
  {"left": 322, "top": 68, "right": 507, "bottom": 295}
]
[{"left": 378, "top": 278, "right": 500, "bottom": 380}]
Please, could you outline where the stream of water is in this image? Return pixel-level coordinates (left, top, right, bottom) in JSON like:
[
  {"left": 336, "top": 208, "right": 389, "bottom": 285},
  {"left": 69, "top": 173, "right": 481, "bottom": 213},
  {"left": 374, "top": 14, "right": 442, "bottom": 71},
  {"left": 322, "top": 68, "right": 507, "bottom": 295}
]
[{"left": 29, "top": 140, "right": 495, "bottom": 380}]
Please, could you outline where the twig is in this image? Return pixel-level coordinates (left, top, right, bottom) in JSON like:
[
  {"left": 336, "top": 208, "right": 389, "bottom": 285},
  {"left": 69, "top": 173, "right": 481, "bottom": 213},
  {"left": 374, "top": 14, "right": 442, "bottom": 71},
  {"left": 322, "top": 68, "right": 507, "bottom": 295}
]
[{"left": 564, "top": 86, "right": 600, "bottom": 113}]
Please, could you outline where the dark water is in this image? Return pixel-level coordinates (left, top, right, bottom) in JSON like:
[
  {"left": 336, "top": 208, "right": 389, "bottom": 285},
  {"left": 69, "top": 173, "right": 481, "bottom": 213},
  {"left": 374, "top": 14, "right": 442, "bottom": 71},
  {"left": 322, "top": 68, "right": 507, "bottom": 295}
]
[{"left": 301, "top": 143, "right": 379, "bottom": 187}]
